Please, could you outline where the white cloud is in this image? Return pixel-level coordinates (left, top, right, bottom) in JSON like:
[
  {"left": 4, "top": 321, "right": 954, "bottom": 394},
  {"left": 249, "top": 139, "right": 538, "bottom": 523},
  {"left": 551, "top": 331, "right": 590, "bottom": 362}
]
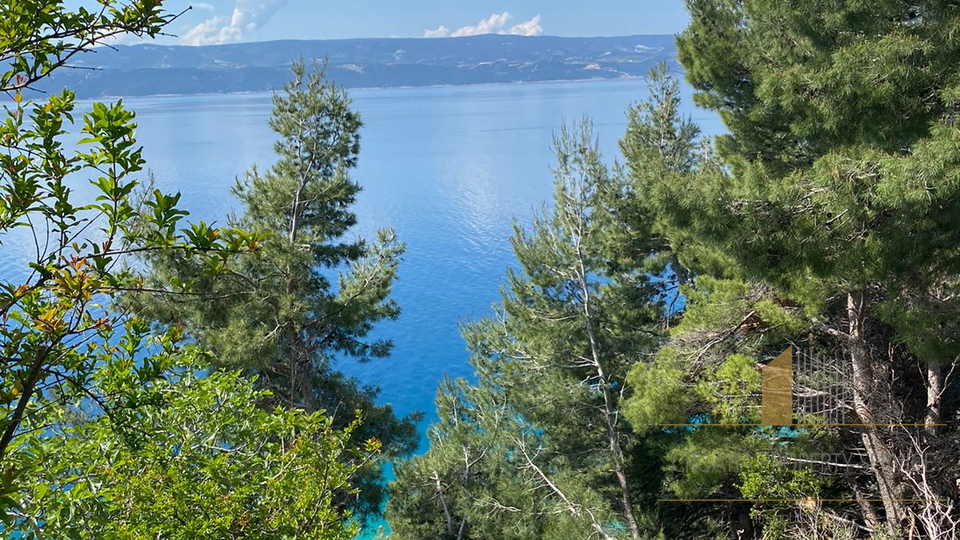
[
  {"left": 450, "top": 12, "right": 511, "bottom": 37},
  {"left": 424, "top": 12, "right": 543, "bottom": 38},
  {"left": 181, "top": 0, "right": 287, "bottom": 46},
  {"left": 506, "top": 15, "right": 542, "bottom": 37},
  {"left": 423, "top": 25, "right": 451, "bottom": 38},
  {"left": 192, "top": 2, "right": 216, "bottom": 12}
]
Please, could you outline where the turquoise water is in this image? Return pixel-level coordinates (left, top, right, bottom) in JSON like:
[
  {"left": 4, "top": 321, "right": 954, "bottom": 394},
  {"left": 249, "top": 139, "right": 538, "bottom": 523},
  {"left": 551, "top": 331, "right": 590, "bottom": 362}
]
[{"left": 0, "top": 79, "right": 721, "bottom": 536}]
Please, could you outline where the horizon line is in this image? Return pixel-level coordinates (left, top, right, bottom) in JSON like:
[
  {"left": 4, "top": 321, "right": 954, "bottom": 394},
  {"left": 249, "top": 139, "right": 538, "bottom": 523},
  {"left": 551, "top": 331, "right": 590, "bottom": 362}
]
[{"left": 117, "top": 33, "right": 678, "bottom": 49}]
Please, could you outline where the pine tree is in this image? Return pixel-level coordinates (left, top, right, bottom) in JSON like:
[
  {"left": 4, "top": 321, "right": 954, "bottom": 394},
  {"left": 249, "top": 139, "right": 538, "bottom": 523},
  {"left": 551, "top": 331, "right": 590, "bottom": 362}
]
[
  {"left": 630, "top": 1, "right": 960, "bottom": 535},
  {"left": 130, "top": 60, "right": 420, "bottom": 522},
  {"left": 388, "top": 120, "right": 668, "bottom": 539}
]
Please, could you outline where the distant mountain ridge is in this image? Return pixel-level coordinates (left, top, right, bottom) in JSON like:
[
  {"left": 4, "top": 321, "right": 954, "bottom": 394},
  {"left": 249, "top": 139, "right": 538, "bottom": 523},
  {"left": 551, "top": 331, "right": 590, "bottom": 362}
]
[{"left": 32, "top": 34, "right": 677, "bottom": 99}]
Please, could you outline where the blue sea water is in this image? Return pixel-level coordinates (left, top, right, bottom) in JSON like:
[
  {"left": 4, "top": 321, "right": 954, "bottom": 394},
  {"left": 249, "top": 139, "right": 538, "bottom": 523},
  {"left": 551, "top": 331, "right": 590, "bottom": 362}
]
[
  {"left": 116, "top": 79, "right": 721, "bottom": 435},
  {"left": 0, "top": 78, "right": 722, "bottom": 537}
]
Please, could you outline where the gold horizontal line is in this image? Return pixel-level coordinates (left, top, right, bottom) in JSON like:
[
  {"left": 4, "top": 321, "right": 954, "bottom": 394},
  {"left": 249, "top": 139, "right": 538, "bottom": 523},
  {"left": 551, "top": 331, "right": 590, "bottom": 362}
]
[
  {"left": 659, "top": 499, "right": 946, "bottom": 502},
  {"left": 656, "top": 423, "right": 948, "bottom": 427}
]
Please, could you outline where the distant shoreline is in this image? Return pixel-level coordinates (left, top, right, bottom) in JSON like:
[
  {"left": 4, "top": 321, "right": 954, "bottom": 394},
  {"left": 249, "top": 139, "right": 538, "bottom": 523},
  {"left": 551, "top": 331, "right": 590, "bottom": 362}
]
[
  {"left": 25, "top": 33, "right": 676, "bottom": 103},
  {"left": 70, "top": 75, "right": 649, "bottom": 102}
]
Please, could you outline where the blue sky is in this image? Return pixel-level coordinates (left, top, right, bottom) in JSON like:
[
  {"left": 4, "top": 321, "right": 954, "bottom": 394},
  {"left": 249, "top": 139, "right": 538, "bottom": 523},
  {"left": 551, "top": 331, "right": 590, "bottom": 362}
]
[{"left": 80, "top": 1, "right": 690, "bottom": 45}]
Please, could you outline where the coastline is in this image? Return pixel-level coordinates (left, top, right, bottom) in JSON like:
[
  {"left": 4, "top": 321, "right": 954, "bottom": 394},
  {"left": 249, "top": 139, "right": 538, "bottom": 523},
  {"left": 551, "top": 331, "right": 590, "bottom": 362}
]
[{"left": 69, "top": 74, "right": 648, "bottom": 103}]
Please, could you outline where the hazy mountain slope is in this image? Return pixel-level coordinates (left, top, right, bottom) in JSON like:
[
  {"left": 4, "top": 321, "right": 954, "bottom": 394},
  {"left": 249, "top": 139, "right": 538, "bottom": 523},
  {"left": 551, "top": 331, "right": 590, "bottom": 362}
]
[{"left": 33, "top": 34, "right": 676, "bottom": 98}]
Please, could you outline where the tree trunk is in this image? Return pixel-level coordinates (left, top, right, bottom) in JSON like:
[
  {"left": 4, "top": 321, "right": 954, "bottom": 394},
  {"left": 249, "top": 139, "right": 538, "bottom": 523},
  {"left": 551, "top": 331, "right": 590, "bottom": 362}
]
[
  {"left": 571, "top": 174, "right": 641, "bottom": 538},
  {"left": 580, "top": 269, "right": 641, "bottom": 538},
  {"left": 925, "top": 359, "right": 942, "bottom": 437},
  {"left": 599, "top": 378, "right": 641, "bottom": 539},
  {"left": 671, "top": 253, "right": 693, "bottom": 288},
  {"left": 288, "top": 176, "right": 305, "bottom": 244},
  {"left": 0, "top": 346, "right": 51, "bottom": 464},
  {"left": 432, "top": 471, "right": 454, "bottom": 536},
  {"left": 852, "top": 482, "right": 881, "bottom": 530},
  {"left": 846, "top": 291, "right": 905, "bottom": 533}
]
